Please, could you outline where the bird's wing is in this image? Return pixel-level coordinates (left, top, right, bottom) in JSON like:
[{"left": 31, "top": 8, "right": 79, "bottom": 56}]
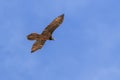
[
  {"left": 31, "top": 40, "right": 46, "bottom": 53},
  {"left": 42, "top": 14, "right": 64, "bottom": 35}
]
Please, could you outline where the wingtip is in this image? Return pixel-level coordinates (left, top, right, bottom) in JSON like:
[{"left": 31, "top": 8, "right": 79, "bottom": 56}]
[
  {"left": 31, "top": 50, "right": 35, "bottom": 53},
  {"left": 60, "top": 14, "right": 64, "bottom": 17}
]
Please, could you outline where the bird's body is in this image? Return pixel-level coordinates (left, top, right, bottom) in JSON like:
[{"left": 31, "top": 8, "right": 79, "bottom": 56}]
[{"left": 27, "top": 14, "right": 64, "bottom": 53}]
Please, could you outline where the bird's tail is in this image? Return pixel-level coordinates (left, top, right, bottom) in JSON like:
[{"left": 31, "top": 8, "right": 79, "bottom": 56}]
[{"left": 27, "top": 33, "right": 40, "bottom": 40}]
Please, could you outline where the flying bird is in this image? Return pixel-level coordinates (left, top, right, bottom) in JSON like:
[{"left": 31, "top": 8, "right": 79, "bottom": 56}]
[{"left": 27, "top": 14, "right": 64, "bottom": 53}]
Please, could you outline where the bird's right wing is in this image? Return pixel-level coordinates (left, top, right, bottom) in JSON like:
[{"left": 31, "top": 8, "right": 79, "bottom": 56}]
[{"left": 31, "top": 40, "right": 46, "bottom": 53}]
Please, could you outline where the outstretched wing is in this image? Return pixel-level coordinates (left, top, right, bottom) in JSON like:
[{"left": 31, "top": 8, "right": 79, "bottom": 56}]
[
  {"left": 31, "top": 40, "right": 46, "bottom": 53},
  {"left": 42, "top": 14, "right": 64, "bottom": 35}
]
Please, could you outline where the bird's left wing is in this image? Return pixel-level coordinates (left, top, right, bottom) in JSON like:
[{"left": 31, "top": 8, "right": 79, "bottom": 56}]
[
  {"left": 31, "top": 40, "right": 46, "bottom": 53},
  {"left": 42, "top": 14, "right": 64, "bottom": 35}
]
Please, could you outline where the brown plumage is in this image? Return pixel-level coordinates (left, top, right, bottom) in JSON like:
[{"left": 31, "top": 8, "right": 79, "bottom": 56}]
[{"left": 27, "top": 14, "right": 64, "bottom": 53}]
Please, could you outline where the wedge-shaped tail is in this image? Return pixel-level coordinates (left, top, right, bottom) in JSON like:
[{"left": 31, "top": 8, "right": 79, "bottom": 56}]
[{"left": 27, "top": 33, "right": 39, "bottom": 40}]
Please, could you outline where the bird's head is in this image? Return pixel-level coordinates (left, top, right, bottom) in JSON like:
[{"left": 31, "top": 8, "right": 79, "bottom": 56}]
[{"left": 27, "top": 33, "right": 39, "bottom": 40}]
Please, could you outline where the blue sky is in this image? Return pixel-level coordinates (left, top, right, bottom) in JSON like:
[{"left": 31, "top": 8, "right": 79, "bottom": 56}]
[{"left": 0, "top": 0, "right": 120, "bottom": 80}]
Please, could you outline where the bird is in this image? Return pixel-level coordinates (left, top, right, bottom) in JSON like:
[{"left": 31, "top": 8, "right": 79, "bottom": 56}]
[{"left": 27, "top": 14, "right": 64, "bottom": 53}]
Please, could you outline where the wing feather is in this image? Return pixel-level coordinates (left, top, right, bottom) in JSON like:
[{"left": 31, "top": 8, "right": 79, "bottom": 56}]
[
  {"left": 42, "top": 14, "right": 64, "bottom": 34},
  {"left": 31, "top": 40, "right": 46, "bottom": 53}
]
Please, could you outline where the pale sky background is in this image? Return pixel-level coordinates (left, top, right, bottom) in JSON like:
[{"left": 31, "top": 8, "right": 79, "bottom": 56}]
[{"left": 0, "top": 0, "right": 120, "bottom": 80}]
